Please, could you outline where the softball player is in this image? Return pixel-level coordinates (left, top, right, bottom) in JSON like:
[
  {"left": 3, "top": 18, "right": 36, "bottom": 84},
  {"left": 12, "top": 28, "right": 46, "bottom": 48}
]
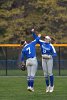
[
  {"left": 31, "top": 29, "right": 57, "bottom": 93},
  {"left": 21, "top": 34, "right": 41, "bottom": 92}
]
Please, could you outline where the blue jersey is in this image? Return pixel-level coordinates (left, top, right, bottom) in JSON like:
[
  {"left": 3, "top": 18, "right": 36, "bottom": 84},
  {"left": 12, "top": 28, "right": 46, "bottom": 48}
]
[
  {"left": 21, "top": 37, "right": 40, "bottom": 61},
  {"left": 32, "top": 32, "right": 57, "bottom": 57}
]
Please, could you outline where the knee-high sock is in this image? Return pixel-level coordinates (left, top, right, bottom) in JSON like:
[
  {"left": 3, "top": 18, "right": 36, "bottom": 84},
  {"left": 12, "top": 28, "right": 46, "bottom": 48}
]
[
  {"left": 50, "top": 75, "right": 54, "bottom": 87},
  {"left": 27, "top": 76, "right": 30, "bottom": 87},
  {"left": 45, "top": 76, "right": 49, "bottom": 87},
  {"left": 30, "top": 76, "right": 34, "bottom": 88}
]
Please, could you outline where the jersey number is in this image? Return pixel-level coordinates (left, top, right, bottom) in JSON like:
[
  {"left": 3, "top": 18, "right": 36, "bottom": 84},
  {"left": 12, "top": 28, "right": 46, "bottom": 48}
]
[
  {"left": 26, "top": 47, "right": 31, "bottom": 54},
  {"left": 43, "top": 49, "right": 46, "bottom": 53}
]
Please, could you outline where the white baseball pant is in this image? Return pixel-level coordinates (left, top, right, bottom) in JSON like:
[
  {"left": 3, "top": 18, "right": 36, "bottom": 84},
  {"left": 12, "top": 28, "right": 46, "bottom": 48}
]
[
  {"left": 26, "top": 57, "right": 38, "bottom": 77},
  {"left": 42, "top": 58, "right": 53, "bottom": 77}
]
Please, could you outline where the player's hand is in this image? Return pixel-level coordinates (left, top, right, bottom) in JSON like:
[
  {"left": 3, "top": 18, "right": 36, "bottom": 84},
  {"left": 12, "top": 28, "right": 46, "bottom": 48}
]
[
  {"left": 20, "top": 64, "right": 26, "bottom": 71},
  {"left": 22, "top": 61, "right": 25, "bottom": 66},
  {"left": 20, "top": 61, "right": 26, "bottom": 71},
  {"left": 31, "top": 29, "right": 34, "bottom": 32},
  {"left": 38, "top": 34, "right": 41, "bottom": 37}
]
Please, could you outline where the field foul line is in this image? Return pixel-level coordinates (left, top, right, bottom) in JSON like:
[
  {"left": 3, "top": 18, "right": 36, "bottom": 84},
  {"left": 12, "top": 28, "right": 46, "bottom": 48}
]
[{"left": 0, "top": 76, "right": 67, "bottom": 78}]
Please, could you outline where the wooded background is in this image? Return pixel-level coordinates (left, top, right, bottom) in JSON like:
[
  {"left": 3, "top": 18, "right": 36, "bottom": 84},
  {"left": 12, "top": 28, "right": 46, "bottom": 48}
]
[{"left": 0, "top": 0, "right": 67, "bottom": 43}]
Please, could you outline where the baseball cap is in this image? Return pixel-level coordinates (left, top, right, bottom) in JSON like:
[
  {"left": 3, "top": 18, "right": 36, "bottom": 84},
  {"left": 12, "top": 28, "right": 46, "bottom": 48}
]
[
  {"left": 20, "top": 40, "right": 27, "bottom": 45},
  {"left": 45, "top": 36, "right": 51, "bottom": 41}
]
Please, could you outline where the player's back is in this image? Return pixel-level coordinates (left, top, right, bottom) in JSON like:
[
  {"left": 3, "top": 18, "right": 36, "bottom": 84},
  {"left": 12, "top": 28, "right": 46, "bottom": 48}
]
[{"left": 22, "top": 42, "right": 36, "bottom": 59}]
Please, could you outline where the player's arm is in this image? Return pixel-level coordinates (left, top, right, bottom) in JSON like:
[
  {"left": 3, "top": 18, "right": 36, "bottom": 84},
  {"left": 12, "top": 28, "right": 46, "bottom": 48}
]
[
  {"left": 32, "top": 34, "right": 41, "bottom": 45},
  {"left": 51, "top": 44, "right": 57, "bottom": 57},
  {"left": 31, "top": 29, "right": 38, "bottom": 39},
  {"left": 21, "top": 50, "right": 24, "bottom": 61},
  {"left": 31, "top": 29, "right": 43, "bottom": 45},
  {"left": 20, "top": 50, "right": 26, "bottom": 71},
  {"left": 21, "top": 50, "right": 26, "bottom": 65}
]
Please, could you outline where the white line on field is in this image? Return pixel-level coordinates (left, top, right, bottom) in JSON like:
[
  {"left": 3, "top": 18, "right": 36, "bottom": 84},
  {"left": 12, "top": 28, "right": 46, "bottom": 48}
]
[{"left": 0, "top": 76, "right": 67, "bottom": 78}]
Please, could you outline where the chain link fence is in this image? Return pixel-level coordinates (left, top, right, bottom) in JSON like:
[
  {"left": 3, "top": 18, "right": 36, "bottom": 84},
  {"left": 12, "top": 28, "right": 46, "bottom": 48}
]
[{"left": 0, "top": 44, "right": 67, "bottom": 76}]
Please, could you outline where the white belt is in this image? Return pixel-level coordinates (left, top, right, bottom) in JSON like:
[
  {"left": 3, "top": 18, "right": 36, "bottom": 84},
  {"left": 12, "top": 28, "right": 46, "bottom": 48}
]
[
  {"left": 27, "top": 57, "right": 36, "bottom": 60},
  {"left": 42, "top": 54, "right": 52, "bottom": 59}
]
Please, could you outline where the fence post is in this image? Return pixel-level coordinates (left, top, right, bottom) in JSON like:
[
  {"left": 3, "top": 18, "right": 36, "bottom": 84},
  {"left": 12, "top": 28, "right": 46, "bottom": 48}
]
[
  {"left": 5, "top": 47, "right": 7, "bottom": 76},
  {"left": 58, "top": 46, "right": 61, "bottom": 76}
]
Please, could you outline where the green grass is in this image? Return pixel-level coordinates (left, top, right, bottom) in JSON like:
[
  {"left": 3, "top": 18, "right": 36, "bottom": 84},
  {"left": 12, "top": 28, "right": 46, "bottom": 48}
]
[
  {"left": 0, "top": 76, "right": 67, "bottom": 100},
  {"left": 0, "top": 69, "right": 67, "bottom": 76}
]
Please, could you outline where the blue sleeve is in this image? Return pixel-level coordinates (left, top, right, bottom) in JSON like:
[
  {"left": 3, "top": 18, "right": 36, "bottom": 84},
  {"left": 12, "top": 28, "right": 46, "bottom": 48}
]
[
  {"left": 31, "top": 32, "right": 38, "bottom": 39},
  {"left": 21, "top": 50, "right": 24, "bottom": 61},
  {"left": 50, "top": 44, "right": 57, "bottom": 58},
  {"left": 52, "top": 48, "right": 57, "bottom": 57},
  {"left": 32, "top": 36, "right": 40, "bottom": 45},
  {"left": 52, "top": 53, "right": 57, "bottom": 57},
  {"left": 31, "top": 31, "right": 42, "bottom": 44}
]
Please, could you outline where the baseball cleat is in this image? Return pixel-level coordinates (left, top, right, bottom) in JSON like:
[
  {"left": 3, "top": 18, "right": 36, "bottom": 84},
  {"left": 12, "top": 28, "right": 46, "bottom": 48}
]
[
  {"left": 27, "top": 87, "right": 34, "bottom": 92},
  {"left": 30, "top": 87, "right": 34, "bottom": 92},
  {"left": 49, "top": 86, "right": 54, "bottom": 92},
  {"left": 27, "top": 86, "right": 31, "bottom": 90},
  {"left": 46, "top": 86, "right": 50, "bottom": 93}
]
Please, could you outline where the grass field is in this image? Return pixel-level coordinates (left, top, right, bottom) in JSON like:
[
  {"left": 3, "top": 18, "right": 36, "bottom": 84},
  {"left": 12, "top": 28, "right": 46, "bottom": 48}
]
[
  {"left": 0, "top": 69, "right": 67, "bottom": 76},
  {"left": 0, "top": 76, "right": 67, "bottom": 100}
]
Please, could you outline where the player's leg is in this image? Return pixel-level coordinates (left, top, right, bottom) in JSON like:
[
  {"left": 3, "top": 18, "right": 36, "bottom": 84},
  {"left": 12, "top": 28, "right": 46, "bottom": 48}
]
[
  {"left": 42, "top": 58, "right": 50, "bottom": 92},
  {"left": 26, "top": 59, "right": 31, "bottom": 90},
  {"left": 30, "top": 58, "right": 38, "bottom": 91},
  {"left": 47, "top": 58, "right": 54, "bottom": 92},
  {"left": 26, "top": 65, "right": 31, "bottom": 89},
  {"left": 47, "top": 58, "right": 53, "bottom": 86}
]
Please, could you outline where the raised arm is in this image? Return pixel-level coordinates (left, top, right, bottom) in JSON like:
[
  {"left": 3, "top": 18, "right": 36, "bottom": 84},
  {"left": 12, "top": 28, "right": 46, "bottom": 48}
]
[
  {"left": 31, "top": 29, "right": 38, "bottom": 39},
  {"left": 31, "top": 34, "right": 41, "bottom": 45},
  {"left": 31, "top": 29, "right": 44, "bottom": 45}
]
